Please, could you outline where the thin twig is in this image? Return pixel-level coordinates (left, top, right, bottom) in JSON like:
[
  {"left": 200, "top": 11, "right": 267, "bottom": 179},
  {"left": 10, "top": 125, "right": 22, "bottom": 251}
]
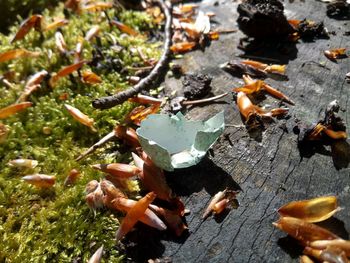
[
  {"left": 92, "top": 0, "right": 173, "bottom": 110},
  {"left": 75, "top": 131, "right": 115, "bottom": 161},
  {"left": 181, "top": 92, "right": 229, "bottom": 105}
]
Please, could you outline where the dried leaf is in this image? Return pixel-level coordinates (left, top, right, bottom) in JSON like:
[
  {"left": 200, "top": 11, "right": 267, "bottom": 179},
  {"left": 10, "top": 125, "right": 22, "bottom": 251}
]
[{"left": 278, "top": 196, "right": 339, "bottom": 222}]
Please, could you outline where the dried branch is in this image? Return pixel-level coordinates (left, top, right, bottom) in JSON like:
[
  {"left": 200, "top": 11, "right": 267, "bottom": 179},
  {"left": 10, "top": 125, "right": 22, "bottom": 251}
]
[{"left": 92, "top": 0, "right": 173, "bottom": 110}]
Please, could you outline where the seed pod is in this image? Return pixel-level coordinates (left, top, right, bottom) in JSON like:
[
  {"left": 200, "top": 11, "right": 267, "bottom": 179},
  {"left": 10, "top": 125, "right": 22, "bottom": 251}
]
[
  {"left": 273, "top": 217, "right": 339, "bottom": 246},
  {"left": 278, "top": 196, "right": 339, "bottom": 223},
  {"left": 22, "top": 174, "right": 55, "bottom": 188}
]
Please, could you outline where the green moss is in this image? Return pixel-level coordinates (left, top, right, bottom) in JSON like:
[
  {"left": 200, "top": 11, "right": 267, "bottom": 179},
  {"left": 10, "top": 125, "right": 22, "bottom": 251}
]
[{"left": 0, "top": 2, "right": 161, "bottom": 262}]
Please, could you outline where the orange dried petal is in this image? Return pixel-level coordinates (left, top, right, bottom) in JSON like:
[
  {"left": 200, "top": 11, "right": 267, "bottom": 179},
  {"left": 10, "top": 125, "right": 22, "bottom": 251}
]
[{"left": 278, "top": 196, "right": 339, "bottom": 223}]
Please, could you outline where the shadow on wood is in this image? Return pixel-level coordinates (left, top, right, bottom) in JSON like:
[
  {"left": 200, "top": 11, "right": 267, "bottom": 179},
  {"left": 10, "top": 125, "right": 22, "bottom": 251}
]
[{"left": 165, "top": 156, "right": 242, "bottom": 196}]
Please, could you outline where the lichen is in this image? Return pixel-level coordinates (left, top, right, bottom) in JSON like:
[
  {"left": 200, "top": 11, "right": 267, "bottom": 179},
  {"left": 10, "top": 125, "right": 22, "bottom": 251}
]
[{"left": 0, "top": 2, "right": 161, "bottom": 262}]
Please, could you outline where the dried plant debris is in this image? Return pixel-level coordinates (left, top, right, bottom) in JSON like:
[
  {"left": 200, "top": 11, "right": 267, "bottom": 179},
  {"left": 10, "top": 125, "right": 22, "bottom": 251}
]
[
  {"left": 171, "top": 6, "right": 223, "bottom": 53},
  {"left": 183, "top": 73, "right": 212, "bottom": 100},
  {"left": 234, "top": 75, "right": 294, "bottom": 105},
  {"left": 237, "top": 0, "right": 294, "bottom": 39},
  {"left": 277, "top": 196, "right": 339, "bottom": 223},
  {"left": 221, "top": 60, "right": 268, "bottom": 78},
  {"left": 274, "top": 196, "right": 350, "bottom": 262},
  {"left": 324, "top": 48, "right": 348, "bottom": 61},
  {"left": 295, "top": 101, "right": 348, "bottom": 165},
  {"left": 289, "top": 19, "right": 329, "bottom": 40},
  {"left": 236, "top": 91, "right": 288, "bottom": 130},
  {"left": 327, "top": 0, "right": 350, "bottom": 18},
  {"left": 202, "top": 189, "right": 239, "bottom": 220},
  {"left": 297, "top": 100, "right": 347, "bottom": 144},
  {"left": 221, "top": 59, "right": 287, "bottom": 78}
]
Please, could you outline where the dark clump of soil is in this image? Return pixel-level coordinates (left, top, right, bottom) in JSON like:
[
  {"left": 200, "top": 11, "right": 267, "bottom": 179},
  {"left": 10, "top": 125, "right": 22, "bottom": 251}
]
[
  {"left": 183, "top": 73, "right": 212, "bottom": 100},
  {"left": 327, "top": 1, "right": 350, "bottom": 19},
  {"left": 237, "top": 0, "right": 294, "bottom": 39},
  {"left": 295, "top": 19, "right": 329, "bottom": 40}
]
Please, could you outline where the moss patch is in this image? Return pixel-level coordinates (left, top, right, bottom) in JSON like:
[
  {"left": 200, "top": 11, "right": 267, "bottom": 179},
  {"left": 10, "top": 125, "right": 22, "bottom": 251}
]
[{"left": 0, "top": 2, "right": 161, "bottom": 262}]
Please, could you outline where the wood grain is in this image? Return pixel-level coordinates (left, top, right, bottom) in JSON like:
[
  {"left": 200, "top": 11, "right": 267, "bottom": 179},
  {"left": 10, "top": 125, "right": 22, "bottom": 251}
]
[{"left": 124, "top": 1, "right": 350, "bottom": 262}]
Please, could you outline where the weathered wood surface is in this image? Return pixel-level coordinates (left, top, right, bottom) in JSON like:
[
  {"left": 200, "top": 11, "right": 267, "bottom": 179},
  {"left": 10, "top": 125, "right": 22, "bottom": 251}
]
[{"left": 124, "top": 1, "right": 350, "bottom": 262}]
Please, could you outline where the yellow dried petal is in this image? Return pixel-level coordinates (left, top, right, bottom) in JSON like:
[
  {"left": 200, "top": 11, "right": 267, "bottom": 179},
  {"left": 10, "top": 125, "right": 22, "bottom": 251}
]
[{"left": 278, "top": 196, "right": 339, "bottom": 223}]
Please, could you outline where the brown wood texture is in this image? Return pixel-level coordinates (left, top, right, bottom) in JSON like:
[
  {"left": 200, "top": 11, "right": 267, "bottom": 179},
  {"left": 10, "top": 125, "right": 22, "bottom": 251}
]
[{"left": 123, "top": 1, "right": 350, "bottom": 262}]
